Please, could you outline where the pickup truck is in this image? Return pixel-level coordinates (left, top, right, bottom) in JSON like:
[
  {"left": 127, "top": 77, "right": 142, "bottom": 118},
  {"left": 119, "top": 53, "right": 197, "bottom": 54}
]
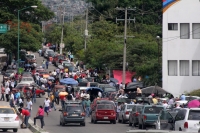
[{"left": 138, "top": 105, "right": 164, "bottom": 129}]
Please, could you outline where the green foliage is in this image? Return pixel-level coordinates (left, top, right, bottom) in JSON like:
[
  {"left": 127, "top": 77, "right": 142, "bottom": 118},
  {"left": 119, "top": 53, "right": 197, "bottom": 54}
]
[
  {"left": 0, "top": 0, "right": 54, "bottom": 57},
  {"left": 188, "top": 89, "right": 200, "bottom": 97}
]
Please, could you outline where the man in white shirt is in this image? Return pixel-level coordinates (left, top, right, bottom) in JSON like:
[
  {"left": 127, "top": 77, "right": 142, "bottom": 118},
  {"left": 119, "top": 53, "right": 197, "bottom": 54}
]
[
  {"left": 98, "top": 91, "right": 102, "bottom": 98},
  {"left": 44, "top": 97, "right": 50, "bottom": 116},
  {"left": 5, "top": 86, "right": 10, "bottom": 102},
  {"left": 11, "top": 80, "right": 15, "bottom": 88},
  {"left": 5, "top": 80, "right": 9, "bottom": 87},
  {"left": 52, "top": 70, "right": 57, "bottom": 77},
  {"left": 26, "top": 98, "right": 32, "bottom": 116},
  {"left": 162, "top": 100, "right": 168, "bottom": 109}
]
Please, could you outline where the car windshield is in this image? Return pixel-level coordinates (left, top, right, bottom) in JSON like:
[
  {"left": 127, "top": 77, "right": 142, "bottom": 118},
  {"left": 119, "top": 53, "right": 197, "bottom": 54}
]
[
  {"left": 47, "top": 51, "right": 54, "bottom": 54},
  {"left": 21, "top": 78, "right": 33, "bottom": 81},
  {"left": 188, "top": 110, "right": 200, "bottom": 120},
  {"left": 144, "top": 106, "right": 163, "bottom": 114},
  {"left": 127, "top": 105, "right": 135, "bottom": 109},
  {"left": 26, "top": 55, "right": 34, "bottom": 58},
  {"left": 103, "top": 87, "right": 116, "bottom": 92},
  {"left": 66, "top": 106, "right": 83, "bottom": 112},
  {"left": 79, "top": 82, "right": 88, "bottom": 87},
  {"left": 58, "top": 56, "right": 65, "bottom": 59},
  {"left": 6, "top": 70, "right": 14, "bottom": 73},
  {"left": 63, "top": 63, "right": 71, "bottom": 67},
  {"left": 16, "top": 84, "right": 29, "bottom": 89},
  {"left": 97, "top": 104, "right": 114, "bottom": 110},
  {"left": 186, "top": 97, "right": 198, "bottom": 101},
  {"left": 40, "top": 72, "right": 48, "bottom": 74},
  {"left": 0, "top": 108, "right": 15, "bottom": 114}
]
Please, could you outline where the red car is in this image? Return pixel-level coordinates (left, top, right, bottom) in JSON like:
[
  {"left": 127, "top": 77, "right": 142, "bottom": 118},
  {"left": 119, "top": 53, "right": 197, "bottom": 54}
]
[
  {"left": 91, "top": 104, "right": 116, "bottom": 124},
  {"left": 13, "top": 83, "right": 45, "bottom": 97},
  {"left": 52, "top": 55, "right": 66, "bottom": 67},
  {"left": 90, "top": 98, "right": 109, "bottom": 111}
]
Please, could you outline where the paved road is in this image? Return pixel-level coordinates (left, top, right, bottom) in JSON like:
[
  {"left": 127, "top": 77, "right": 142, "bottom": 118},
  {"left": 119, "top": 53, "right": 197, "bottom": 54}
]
[{"left": 30, "top": 52, "right": 134, "bottom": 133}]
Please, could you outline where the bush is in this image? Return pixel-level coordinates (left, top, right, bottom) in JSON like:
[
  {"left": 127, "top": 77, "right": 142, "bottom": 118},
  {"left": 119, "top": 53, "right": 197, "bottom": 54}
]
[{"left": 188, "top": 89, "right": 200, "bottom": 97}]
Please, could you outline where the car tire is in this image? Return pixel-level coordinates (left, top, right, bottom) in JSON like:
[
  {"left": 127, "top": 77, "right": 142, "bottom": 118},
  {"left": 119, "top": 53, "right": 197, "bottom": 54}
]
[
  {"left": 129, "top": 121, "right": 132, "bottom": 126},
  {"left": 118, "top": 118, "right": 121, "bottom": 123},
  {"left": 122, "top": 116, "right": 126, "bottom": 124},
  {"left": 61, "top": 120, "right": 65, "bottom": 126},
  {"left": 91, "top": 118, "right": 93, "bottom": 123},
  {"left": 142, "top": 123, "right": 146, "bottom": 129},
  {"left": 2, "top": 129, "right": 7, "bottom": 132},
  {"left": 13, "top": 129, "right": 18, "bottom": 132},
  {"left": 113, "top": 120, "right": 116, "bottom": 124},
  {"left": 139, "top": 124, "right": 142, "bottom": 129},
  {"left": 81, "top": 122, "right": 85, "bottom": 126},
  {"left": 60, "top": 120, "right": 62, "bottom": 125},
  {"left": 94, "top": 120, "right": 97, "bottom": 124}
]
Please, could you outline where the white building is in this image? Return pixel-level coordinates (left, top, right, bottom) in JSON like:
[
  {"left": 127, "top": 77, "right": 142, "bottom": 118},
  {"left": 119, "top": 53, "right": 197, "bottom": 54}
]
[{"left": 163, "top": 0, "right": 200, "bottom": 97}]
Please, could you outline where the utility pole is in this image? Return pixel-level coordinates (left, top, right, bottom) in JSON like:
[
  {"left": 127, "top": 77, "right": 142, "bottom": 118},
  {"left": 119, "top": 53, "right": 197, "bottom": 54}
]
[
  {"left": 60, "top": 6, "right": 65, "bottom": 54},
  {"left": 116, "top": 7, "right": 135, "bottom": 89}
]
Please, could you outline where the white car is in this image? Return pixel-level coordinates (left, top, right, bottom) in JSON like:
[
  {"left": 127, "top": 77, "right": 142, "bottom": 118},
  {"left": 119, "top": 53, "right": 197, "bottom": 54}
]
[
  {"left": 118, "top": 104, "right": 135, "bottom": 123},
  {"left": 20, "top": 77, "right": 35, "bottom": 84},
  {"left": 175, "top": 108, "right": 200, "bottom": 132},
  {"left": 0, "top": 107, "right": 19, "bottom": 132}
]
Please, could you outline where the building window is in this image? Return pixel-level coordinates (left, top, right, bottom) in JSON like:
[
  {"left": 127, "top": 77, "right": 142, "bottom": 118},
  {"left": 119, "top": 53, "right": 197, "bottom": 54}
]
[
  {"left": 180, "top": 60, "right": 189, "bottom": 76},
  {"left": 168, "top": 60, "right": 177, "bottom": 76},
  {"left": 192, "top": 23, "right": 200, "bottom": 39},
  {"left": 192, "top": 60, "right": 200, "bottom": 76},
  {"left": 180, "top": 23, "right": 190, "bottom": 39},
  {"left": 168, "top": 23, "right": 178, "bottom": 30}
]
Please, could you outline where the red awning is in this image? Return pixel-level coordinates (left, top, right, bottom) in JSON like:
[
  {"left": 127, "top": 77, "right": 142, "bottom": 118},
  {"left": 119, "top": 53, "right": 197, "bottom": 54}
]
[{"left": 113, "top": 70, "right": 135, "bottom": 84}]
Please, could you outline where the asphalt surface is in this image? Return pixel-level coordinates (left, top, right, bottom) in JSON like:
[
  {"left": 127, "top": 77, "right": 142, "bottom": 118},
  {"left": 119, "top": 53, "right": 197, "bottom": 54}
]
[{"left": 30, "top": 52, "right": 138, "bottom": 133}]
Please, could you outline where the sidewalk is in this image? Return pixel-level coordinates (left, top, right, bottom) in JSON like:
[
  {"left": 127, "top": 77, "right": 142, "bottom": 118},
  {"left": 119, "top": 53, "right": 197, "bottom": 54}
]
[{"left": 0, "top": 100, "right": 33, "bottom": 133}]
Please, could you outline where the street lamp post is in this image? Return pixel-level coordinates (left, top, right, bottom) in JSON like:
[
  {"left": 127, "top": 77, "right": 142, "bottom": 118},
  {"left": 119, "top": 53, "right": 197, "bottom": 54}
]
[{"left": 17, "top": 6, "right": 37, "bottom": 72}]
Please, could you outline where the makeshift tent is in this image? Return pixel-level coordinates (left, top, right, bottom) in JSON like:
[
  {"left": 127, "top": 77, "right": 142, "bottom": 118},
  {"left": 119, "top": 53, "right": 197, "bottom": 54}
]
[{"left": 142, "top": 86, "right": 169, "bottom": 95}]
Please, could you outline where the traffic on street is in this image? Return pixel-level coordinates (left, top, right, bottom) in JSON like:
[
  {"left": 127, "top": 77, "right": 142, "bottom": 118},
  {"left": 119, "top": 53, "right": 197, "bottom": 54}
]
[{"left": 1, "top": 46, "right": 200, "bottom": 133}]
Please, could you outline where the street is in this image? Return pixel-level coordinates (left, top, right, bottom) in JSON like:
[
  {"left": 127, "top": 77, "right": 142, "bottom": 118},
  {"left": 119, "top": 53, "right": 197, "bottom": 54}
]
[{"left": 30, "top": 52, "right": 134, "bottom": 133}]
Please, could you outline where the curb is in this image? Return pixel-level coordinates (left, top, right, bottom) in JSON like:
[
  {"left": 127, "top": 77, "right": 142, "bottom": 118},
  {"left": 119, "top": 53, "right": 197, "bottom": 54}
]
[{"left": 13, "top": 105, "right": 49, "bottom": 133}]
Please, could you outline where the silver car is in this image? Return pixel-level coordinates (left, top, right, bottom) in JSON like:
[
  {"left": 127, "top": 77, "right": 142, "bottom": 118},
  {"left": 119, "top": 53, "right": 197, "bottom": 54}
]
[
  {"left": 118, "top": 104, "right": 135, "bottom": 123},
  {"left": 20, "top": 77, "right": 35, "bottom": 84},
  {"left": 129, "top": 105, "right": 143, "bottom": 127}
]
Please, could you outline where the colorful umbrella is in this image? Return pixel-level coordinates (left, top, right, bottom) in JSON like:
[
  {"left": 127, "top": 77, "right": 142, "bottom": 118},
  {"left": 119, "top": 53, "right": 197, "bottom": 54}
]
[
  {"left": 60, "top": 78, "right": 78, "bottom": 85},
  {"left": 187, "top": 99, "right": 200, "bottom": 108}
]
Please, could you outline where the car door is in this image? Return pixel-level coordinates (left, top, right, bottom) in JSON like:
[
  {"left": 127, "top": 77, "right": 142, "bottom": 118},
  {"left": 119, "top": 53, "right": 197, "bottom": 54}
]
[
  {"left": 159, "top": 110, "right": 174, "bottom": 130},
  {"left": 174, "top": 109, "right": 186, "bottom": 131}
]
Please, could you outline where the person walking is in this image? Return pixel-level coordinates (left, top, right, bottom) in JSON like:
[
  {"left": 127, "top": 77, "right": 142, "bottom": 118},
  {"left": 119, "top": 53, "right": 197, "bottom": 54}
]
[
  {"left": 0, "top": 85, "right": 5, "bottom": 101},
  {"left": 5, "top": 86, "right": 10, "bottom": 102},
  {"left": 46, "top": 60, "right": 49, "bottom": 69},
  {"left": 34, "top": 106, "right": 45, "bottom": 129},
  {"left": 19, "top": 89, "right": 24, "bottom": 102},
  {"left": 42, "top": 60, "right": 45, "bottom": 69},
  {"left": 9, "top": 91, "right": 14, "bottom": 107},
  {"left": 31, "top": 86, "right": 36, "bottom": 103},
  {"left": 26, "top": 98, "right": 32, "bottom": 116},
  {"left": 84, "top": 98, "right": 91, "bottom": 117},
  {"left": 50, "top": 93, "right": 56, "bottom": 111},
  {"left": 18, "top": 108, "right": 30, "bottom": 128},
  {"left": 54, "top": 89, "right": 59, "bottom": 105},
  {"left": 43, "top": 97, "right": 50, "bottom": 116}
]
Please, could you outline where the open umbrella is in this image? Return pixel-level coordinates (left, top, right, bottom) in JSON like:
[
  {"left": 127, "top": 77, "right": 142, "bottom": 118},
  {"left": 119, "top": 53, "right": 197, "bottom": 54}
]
[
  {"left": 60, "top": 78, "right": 78, "bottom": 85},
  {"left": 86, "top": 87, "right": 103, "bottom": 92},
  {"left": 187, "top": 99, "right": 200, "bottom": 108},
  {"left": 110, "top": 78, "right": 119, "bottom": 83}
]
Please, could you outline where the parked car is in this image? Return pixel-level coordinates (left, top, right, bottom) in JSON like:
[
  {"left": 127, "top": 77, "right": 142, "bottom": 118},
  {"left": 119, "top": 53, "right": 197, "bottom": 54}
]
[
  {"left": 52, "top": 54, "right": 66, "bottom": 67},
  {"left": 0, "top": 106, "right": 19, "bottom": 132},
  {"left": 3, "top": 69, "right": 16, "bottom": 81},
  {"left": 174, "top": 108, "right": 200, "bottom": 132},
  {"left": 138, "top": 105, "right": 164, "bottom": 129},
  {"left": 20, "top": 77, "right": 35, "bottom": 84},
  {"left": 41, "top": 47, "right": 48, "bottom": 56},
  {"left": 44, "top": 49, "right": 55, "bottom": 58},
  {"left": 13, "top": 83, "right": 45, "bottom": 97},
  {"left": 155, "top": 109, "right": 178, "bottom": 130},
  {"left": 25, "top": 54, "right": 36, "bottom": 64},
  {"left": 91, "top": 104, "right": 116, "bottom": 124},
  {"left": 129, "top": 105, "right": 143, "bottom": 126},
  {"left": 59, "top": 103, "right": 85, "bottom": 126},
  {"left": 118, "top": 104, "right": 135, "bottom": 124}
]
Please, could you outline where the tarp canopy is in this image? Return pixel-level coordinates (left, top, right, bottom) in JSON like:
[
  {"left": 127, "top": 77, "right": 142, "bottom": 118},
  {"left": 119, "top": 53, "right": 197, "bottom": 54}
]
[
  {"left": 126, "top": 82, "right": 143, "bottom": 89},
  {"left": 142, "top": 86, "right": 169, "bottom": 95}
]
